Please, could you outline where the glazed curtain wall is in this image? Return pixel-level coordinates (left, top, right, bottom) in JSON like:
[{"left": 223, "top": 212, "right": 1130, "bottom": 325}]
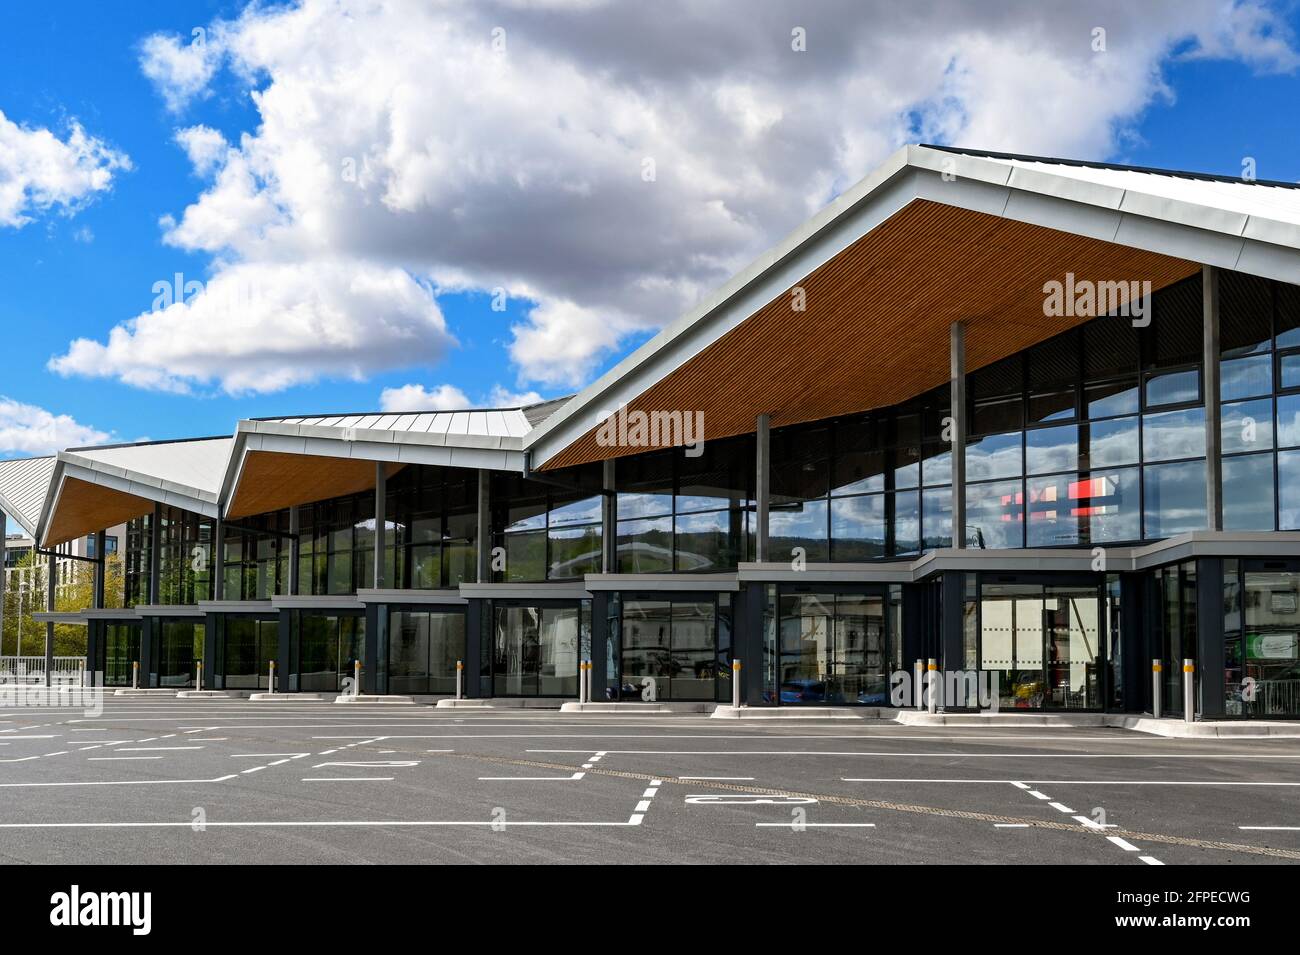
[
  {"left": 763, "top": 272, "right": 1299, "bottom": 559},
  {"left": 615, "top": 435, "right": 755, "bottom": 573},
  {"left": 124, "top": 506, "right": 213, "bottom": 606}
]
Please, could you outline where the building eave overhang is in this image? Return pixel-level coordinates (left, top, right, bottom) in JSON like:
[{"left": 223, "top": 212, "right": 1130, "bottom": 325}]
[{"left": 524, "top": 144, "right": 1300, "bottom": 470}]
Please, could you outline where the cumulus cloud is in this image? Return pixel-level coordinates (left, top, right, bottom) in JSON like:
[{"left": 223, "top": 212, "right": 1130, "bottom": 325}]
[
  {"left": 378, "top": 382, "right": 547, "bottom": 412},
  {"left": 0, "top": 397, "right": 110, "bottom": 455},
  {"left": 379, "top": 383, "right": 471, "bottom": 412},
  {"left": 102, "top": 0, "right": 1300, "bottom": 393},
  {"left": 0, "top": 110, "right": 130, "bottom": 228},
  {"left": 49, "top": 260, "right": 455, "bottom": 395}
]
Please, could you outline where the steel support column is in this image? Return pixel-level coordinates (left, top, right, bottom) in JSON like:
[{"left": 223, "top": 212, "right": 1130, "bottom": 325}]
[
  {"left": 950, "top": 321, "right": 967, "bottom": 549},
  {"left": 601, "top": 459, "right": 616, "bottom": 572},
  {"left": 287, "top": 505, "right": 300, "bottom": 595},
  {"left": 755, "top": 413, "right": 770, "bottom": 562},
  {"left": 1203, "top": 265, "right": 1223, "bottom": 531},
  {"left": 44, "top": 549, "right": 55, "bottom": 687},
  {"left": 374, "top": 463, "right": 387, "bottom": 589},
  {"left": 476, "top": 469, "right": 491, "bottom": 583}
]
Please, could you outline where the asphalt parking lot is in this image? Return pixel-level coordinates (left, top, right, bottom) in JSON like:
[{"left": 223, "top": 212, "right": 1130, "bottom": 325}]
[{"left": 2, "top": 697, "right": 1300, "bottom": 865}]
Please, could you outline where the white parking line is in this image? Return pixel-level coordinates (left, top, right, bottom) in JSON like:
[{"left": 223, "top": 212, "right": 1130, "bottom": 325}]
[
  {"left": 756, "top": 822, "right": 875, "bottom": 828},
  {"left": 116, "top": 746, "right": 202, "bottom": 752},
  {"left": 679, "top": 776, "right": 755, "bottom": 781},
  {"left": 1139, "top": 856, "right": 1165, "bottom": 865},
  {"left": 478, "top": 771, "right": 586, "bottom": 781},
  {"left": 302, "top": 777, "right": 395, "bottom": 783},
  {"left": 1239, "top": 825, "right": 1300, "bottom": 830},
  {"left": 1107, "top": 836, "right": 1140, "bottom": 852},
  {"left": 1048, "top": 802, "right": 1075, "bottom": 814},
  {"left": 88, "top": 756, "right": 164, "bottom": 761}
]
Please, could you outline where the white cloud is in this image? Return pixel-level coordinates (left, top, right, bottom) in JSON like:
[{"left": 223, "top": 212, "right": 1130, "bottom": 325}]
[
  {"left": 379, "top": 383, "right": 471, "bottom": 412},
  {"left": 0, "top": 397, "right": 110, "bottom": 455},
  {"left": 49, "top": 260, "right": 456, "bottom": 395},
  {"left": 174, "top": 125, "right": 230, "bottom": 177},
  {"left": 108, "top": 0, "right": 1300, "bottom": 393},
  {"left": 378, "top": 382, "right": 547, "bottom": 412},
  {"left": 139, "top": 28, "right": 226, "bottom": 112},
  {"left": 0, "top": 110, "right": 130, "bottom": 228}
]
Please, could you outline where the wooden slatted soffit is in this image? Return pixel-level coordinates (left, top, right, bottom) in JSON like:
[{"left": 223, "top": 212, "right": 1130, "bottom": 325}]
[{"left": 542, "top": 199, "right": 1200, "bottom": 469}]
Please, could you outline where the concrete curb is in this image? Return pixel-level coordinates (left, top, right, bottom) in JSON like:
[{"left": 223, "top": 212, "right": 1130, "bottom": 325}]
[
  {"left": 333, "top": 694, "right": 415, "bottom": 705},
  {"left": 176, "top": 690, "right": 235, "bottom": 699},
  {"left": 248, "top": 692, "right": 328, "bottom": 702},
  {"left": 711, "top": 705, "right": 881, "bottom": 720},
  {"left": 560, "top": 702, "right": 670, "bottom": 713},
  {"left": 435, "top": 699, "right": 493, "bottom": 709},
  {"left": 112, "top": 688, "right": 181, "bottom": 697}
]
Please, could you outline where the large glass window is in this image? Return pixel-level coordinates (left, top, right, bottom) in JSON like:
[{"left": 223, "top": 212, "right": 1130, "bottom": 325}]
[
  {"left": 495, "top": 467, "right": 603, "bottom": 582},
  {"left": 777, "top": 591, "right": 887, "bottom": 705},
  {"left": 222, "top": 617, "right": 278, "bottom": 689},
  {"left": 491, "top": 604, "right": 579, "bottom": 697},
  {"left": 1225, "top": 564, "right": 1300, "bottom": 718},
  {"left": 618, "top": 598, "right": 718, "bottom": 701},
  {"left": 154, "top": 619, "right": 204, "bottom": 688},
  {"left": 387, "top": 610, "right": 466, "bottom": 694},
  {"left": 978, "top": 581, "right": 1102, "bottom": 710},
  {"left": 293, "top": 612, "right": 364, "bottom": 692},
  {"left": 103, "top": 622, "right": 141, "bottom": 687}
]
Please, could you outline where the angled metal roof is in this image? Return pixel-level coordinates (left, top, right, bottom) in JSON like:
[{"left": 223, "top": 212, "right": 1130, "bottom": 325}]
[
  {"left": 39, "top": 436, "right": 234, "bottom": 545},
  {"left": 61, "top": 436, "right": 232, "bottom": 499},
  {"left": 523, "top": 142, "right": 1300, "bottom": 468},
  {"left": 0, "top": 456, "right": 56, "bottom": 537}
]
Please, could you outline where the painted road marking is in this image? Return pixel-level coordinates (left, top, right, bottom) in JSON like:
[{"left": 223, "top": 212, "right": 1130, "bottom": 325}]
[
  {"left": 479, "top": 771, "right": 586, "bottom": 781},
  {"left": 1048, "top": 802, "right": 1075, "bottom": 814},
  {"left": 1107, "top": 836, "right": 1140, "bottom": 852},
  {"left": 302, "top": 777, "right": 395, "bottom": 782},
  {"left": 685, "top": 794, "right": 817, "bottom": 806},
  {"left": 1139, "top": 856, "right": 1165, "bottom": 865},
  {"left": 88, "top": 756, "right": 164, "bottom": 761},
  {"left": 680, "top": 776, "right": 755, "bottom": 781},
  {"left": 756, "top": 822, "right": 875, "bottom": 828}
]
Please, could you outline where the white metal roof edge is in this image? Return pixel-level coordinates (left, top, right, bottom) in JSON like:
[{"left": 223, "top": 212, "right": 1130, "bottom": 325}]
[{"left": 523, "top": 143, "right": 1300, "bottom": 467}]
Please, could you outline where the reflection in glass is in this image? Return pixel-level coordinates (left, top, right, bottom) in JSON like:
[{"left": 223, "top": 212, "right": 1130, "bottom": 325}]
[
  {"left": 778, "top": 592, "right": 885, "bottom": 705},
  {"left": 966, "top": 432, "right": 1022, "bottom": 482},
  {"left": 1221, "top": 354, "right": 1273, "bottom": 401},
  {"left": 1221, "top": 399, "right": 1274, "bottom": 455},
  {"left": 1025, "top": 424, "right": 1078, "bottom": 475},
  {"left": 1223, "top": 454, "right": 1275, "bottom": 531},
  {"left": 1087, "top": 416, "right": 1139, "bottom": 468},
  {"left": 1144, "top": 461, "right": 1207, "bottom": 538},
  {"left": 1142, "top": 407, "right": 1206, "bottom": 462},
  {"left": 966, "top": 479, "right": 1023, "bottom": 549},
  {"left": 1145, "top": 367, "right": 1200, "bottom": 407}
]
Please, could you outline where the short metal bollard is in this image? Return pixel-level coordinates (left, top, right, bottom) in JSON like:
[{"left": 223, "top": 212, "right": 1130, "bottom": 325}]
[
  {"left": 914, "top": 659, "right": 924, "bottom": 711},
  {"left": 196, "top": 659, "right": 203, "bottom": 691},
  {"left": 583, "top": 661, "right": 591, "bottom": 703},
  {"left": 731, "top": 659, "right": 742, "bottom": 709},
  {"left": 455, "top": 659, "right": 464, "bottom": 700},
  {"left": 132, "top": 660, "right": 139, "bottom": 690},
  {"left": 353, "top": 659, "right": 362, "bottom": 698},
  {"left": 1183, "top": 659, "right": 1195, "bottom": 724},
  {"left": 1152, "top": 658, "right": 1162, "bottom": 719},
  {"left": 927, "top": 658, "right": 938, "bottom": 714},
  {"left": 268, "top": 659, "right": 277, "bottom": 694}
]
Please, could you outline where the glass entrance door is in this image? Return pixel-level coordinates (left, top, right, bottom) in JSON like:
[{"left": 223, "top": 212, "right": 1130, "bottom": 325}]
[
  {"left": 294, "top": 612, "right": 364, "bottom": 692},
  {"left": 777, "top": 591, "right": 886, "bottom": 705},
  {"left": 223, "top": 617, "right": 278, "bottom": 689},
  {"left": 980, "top": 581, "right": 1102, "bottom": 710},
  {"left": 491, "top": 604, "right": 579, "bottom": 697}
]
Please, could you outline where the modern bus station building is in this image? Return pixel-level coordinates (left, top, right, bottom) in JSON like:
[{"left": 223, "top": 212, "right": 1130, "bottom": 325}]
[{"left": 2, "top": 144, "right": 1299, "bottom": 720}]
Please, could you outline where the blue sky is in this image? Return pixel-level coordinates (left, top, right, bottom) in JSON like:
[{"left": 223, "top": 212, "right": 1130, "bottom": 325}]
[{"left": 0, "top": 1, "right": 1297, "bottom": 455}]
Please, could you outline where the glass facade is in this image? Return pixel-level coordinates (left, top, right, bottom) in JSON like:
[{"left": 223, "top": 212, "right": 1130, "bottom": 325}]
[
  {"left": 151, "top": 618, "right": 204, "bottom": 688},
  {"left": 777, "top": 591, "right": 889, "bottom": 705},
  {"left": 977, "top": 581, "right": 1102, "bottom": 710},
  {"left": 617, "top": 597, "right": 720, "bottom": 701},
  {"left": 290, "top": 611, "right": 364, "bottom": 692},
  {"left": 220, "top": 616, "right": 278, "bottom": 689},
  {"left": 492, "top": 467, "right": 602, "bottom": 582},
  {"left": 490, "top": 603, "right": 583, "bottom": 696},
  {"left": 386, "top": 609, "right": 466, "bottom": 694},
  {"left": 223, "top": 512, "right": 291, "bottom": 600},
  {"left": 1224, "top": 560, "right": 1300, "bottom": 717},
  {"left": 616, "top": 436, "right": 754, "bottom": 572},
  {"left": 102, "top": 621, "right": 142, "bottom": 687}
]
